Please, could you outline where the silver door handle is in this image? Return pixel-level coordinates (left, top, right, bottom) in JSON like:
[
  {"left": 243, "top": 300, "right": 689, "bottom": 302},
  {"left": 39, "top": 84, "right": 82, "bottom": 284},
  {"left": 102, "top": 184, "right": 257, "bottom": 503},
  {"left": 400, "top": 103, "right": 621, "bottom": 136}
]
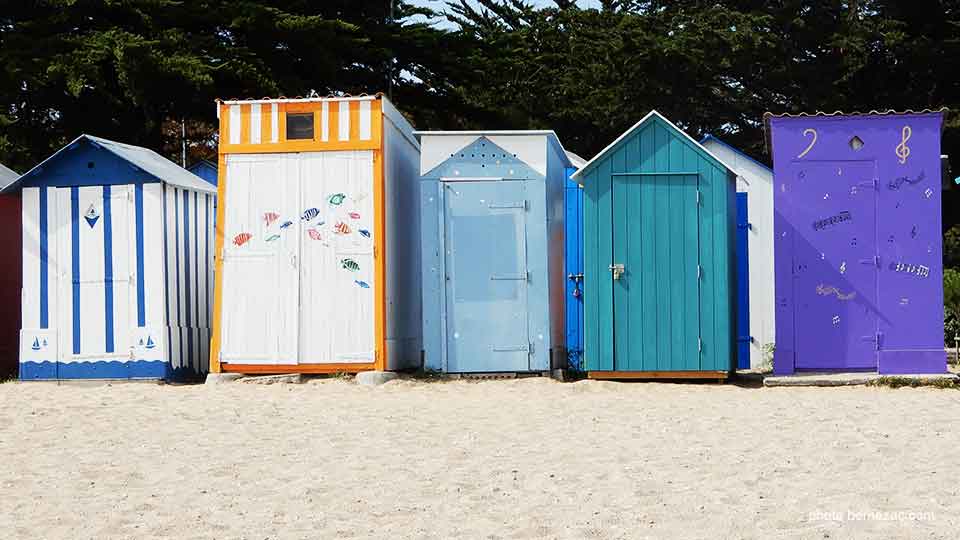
[
  {"left": 609, "top": 263, "right": 625, "bottom": 280},
  {"left": 291, "top": 254, "right": 298, "bottom": 269}
]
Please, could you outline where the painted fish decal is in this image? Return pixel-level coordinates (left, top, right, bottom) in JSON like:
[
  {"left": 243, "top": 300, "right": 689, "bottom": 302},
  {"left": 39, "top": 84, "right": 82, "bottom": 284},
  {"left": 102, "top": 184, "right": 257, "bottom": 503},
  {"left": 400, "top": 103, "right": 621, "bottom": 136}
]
[
  {"left": 334, "top": 221, "right": 351, "bottom": 235},
  {"left": 359, "top": 229, "right": 371, "bottom": 238},
  {"left": 279, "top": 221, "right": 293, "bottom": 229},
  {"left": 328, "top": 193, "right": 347, "bottom": 206},
  {"left": 233, "top": 233, "right": 252, "bottom": 246},
  {"left": 355, "top": 280, "right": 370, "bottom": 289},
  {"left": 341, "top": 258, "right": 360, "bottom": 272},
  {"left": 348, "top": 212, "right": 361, "bottom": 220},
  {"left": 263, "top": 212, "right": 280, "bottom": 227},
  {"left": 265, "top": 234, "right": 280, "bottom": 242},
  {"left": 307, "top": 228, "right": 322, "bottom": 241},
  {"left": 301, "top": 208, "right": 320, "bottom": 221}
]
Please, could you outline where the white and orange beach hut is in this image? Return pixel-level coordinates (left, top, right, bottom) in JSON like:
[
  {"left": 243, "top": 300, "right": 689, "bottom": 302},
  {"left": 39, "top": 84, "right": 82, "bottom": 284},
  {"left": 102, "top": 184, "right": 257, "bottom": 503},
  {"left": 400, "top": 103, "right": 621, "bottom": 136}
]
[{"left": 211, "top": 94, "right": 422, "bottom": 374}]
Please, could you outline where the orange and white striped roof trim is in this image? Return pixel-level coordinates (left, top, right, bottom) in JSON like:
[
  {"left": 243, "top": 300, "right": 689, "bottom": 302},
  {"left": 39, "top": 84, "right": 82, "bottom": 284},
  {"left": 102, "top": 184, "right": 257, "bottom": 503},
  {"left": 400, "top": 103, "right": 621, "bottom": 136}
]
[{"left": 217, "top": 95, "right": 388, "bottom": 154}]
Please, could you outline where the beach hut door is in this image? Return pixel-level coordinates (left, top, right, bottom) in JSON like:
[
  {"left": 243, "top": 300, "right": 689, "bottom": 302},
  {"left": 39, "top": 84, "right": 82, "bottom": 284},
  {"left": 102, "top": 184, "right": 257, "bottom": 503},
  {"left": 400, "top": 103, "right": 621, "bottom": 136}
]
[
  {"left": 219, "top": 155, "right": 300, "bottom": 365},
  {"left": 297, "top": 151, "right": 376, "bottom": 364},
  {"left": 56, "top": 185, "right": 134, "bottom": 371},
  {"left": 790, "top": 161, "right": 878, "bottom": 370},
  {"left": 611, "top": 174, "right": 701, "bottom": 371},
  {"left": 442, "top": 180, "right": 530, "bottom": 372}
]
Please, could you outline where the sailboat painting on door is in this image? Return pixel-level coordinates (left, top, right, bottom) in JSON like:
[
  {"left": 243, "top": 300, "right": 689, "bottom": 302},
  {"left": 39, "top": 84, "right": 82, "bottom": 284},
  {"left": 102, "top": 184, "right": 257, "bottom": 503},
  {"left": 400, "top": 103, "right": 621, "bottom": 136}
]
[{"left": 212, "top": 95, "right": 422, "bottom": 374}]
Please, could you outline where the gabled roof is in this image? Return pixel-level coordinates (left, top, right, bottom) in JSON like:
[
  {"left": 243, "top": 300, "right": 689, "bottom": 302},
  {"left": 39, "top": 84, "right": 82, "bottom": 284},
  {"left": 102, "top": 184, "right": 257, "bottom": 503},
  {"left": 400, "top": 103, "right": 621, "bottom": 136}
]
[
  {"left": 565, "top": 150, "right": 587, "bottom": 169},
  {"left": 2, "top": 134, "right": 216, "bottom": 194},
  {"left": 700, "top": 134, "right": 772, "bottom": 173},
  {"left": 414, "top": 130, "right": 573, "bottom": 176},
  {"left": 0, "top": 162, "right": 18, "bottom": 191},
  {"left": 571, "top": 110, "right": 737, "bottom": 180},
  {"left": 187, "top": 159, "right": 217, "bottom": 171}
]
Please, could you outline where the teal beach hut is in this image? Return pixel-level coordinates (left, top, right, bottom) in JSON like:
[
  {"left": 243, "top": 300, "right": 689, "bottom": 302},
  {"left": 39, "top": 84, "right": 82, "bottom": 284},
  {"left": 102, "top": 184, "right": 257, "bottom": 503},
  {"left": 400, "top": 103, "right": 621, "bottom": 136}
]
[{"left": 572, "top": 111, "right": 738, "bottom": 379}]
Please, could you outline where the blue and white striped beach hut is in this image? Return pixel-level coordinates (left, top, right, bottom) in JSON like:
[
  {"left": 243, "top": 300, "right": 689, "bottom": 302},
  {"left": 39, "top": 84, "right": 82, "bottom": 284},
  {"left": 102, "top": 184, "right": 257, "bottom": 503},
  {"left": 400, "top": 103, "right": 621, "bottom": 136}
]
[{"left": 2, "top": 135, "right": 216, "bottom": 380}]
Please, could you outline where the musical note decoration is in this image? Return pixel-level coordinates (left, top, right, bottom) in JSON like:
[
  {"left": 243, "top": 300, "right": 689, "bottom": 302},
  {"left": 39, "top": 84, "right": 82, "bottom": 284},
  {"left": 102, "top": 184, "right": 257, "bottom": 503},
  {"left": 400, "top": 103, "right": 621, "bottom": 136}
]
[{"left": 896, "top": 125, "right": 911, "bottom": 164}]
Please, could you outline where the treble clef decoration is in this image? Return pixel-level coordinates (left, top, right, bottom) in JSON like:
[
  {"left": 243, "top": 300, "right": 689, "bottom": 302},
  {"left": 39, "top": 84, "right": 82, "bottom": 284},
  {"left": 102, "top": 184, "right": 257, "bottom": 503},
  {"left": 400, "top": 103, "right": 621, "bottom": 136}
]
[{"left": 896, "top": 125, "right": 911, "bottom": 164}]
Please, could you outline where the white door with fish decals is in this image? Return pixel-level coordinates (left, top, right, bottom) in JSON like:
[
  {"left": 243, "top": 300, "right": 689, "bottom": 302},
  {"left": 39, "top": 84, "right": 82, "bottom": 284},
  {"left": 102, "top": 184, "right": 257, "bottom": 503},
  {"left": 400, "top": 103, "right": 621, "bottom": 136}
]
[
  {"left": 297, "top": 151, "right": 376, "bottom": 364},
  {"left": 219, "top": 154, "right": 300, "bottom": 365}
]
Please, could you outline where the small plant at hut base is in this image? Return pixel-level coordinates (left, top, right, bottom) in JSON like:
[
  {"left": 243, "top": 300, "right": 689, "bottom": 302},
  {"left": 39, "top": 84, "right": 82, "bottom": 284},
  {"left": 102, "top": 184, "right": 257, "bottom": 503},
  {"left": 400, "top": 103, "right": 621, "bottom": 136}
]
[{"left": 867, "top": 377, "right": 959, "bottom": 390}]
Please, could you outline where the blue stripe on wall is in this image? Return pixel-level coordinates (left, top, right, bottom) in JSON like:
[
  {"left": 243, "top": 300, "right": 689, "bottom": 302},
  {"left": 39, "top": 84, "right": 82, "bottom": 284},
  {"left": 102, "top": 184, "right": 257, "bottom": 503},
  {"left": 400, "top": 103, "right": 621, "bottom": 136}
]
[
  {"left": 70, "top": 187, "right": 80, "bottom": 355},
  {"left": 183, "top": 190, "right": 193, "bottom": 370},
  {"left": 39, "top": 187, "right": 49, "bottom": 329},
  {"left": 135, "top": 184, "right": 146, "bottom": 327},
  {"left": 103, "top": 186, "right": 115, "bottom": 353},
  {"left": 205, "top": 194, "right": 210, "bottom": 325},
  {"left": 194, "top": 191, "right": 199, "bottom": 331}
]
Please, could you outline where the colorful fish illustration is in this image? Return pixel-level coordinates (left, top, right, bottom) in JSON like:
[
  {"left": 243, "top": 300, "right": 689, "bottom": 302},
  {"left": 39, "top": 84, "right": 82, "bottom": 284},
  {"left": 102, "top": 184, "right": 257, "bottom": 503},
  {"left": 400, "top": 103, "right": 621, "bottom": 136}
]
[
  {"left": 328, "top": 193, "right": 347, "bottom": 206},
  {"left": 233, "top": 233, "right": 252, "bottom": 247},
  {"left": 265, "top": 234, "right": 280, "bottom": 242},
  {"left": 263, "top": 212, "right": 280, "bottom": 227},
  {"left": 307, "top": 228, "right": 322, "bottom": 241},
  {"left": 334, "top": 221, "right": 351, "bottom": 235},
  {"left": 279, "top": 220, "right": 293, "bottom": 229},
  {"left": 301, "top": 207, "right": 320, "bottom": 221},
  {"left": 348, "top": 212, "right": 361, "bottom": 220},
  {"left": 355, "top": 280, "right": 370, "bottom": 289},
  {"left": 341, "top": 258, "right": 360, "bottom": 272},
  {"left": 359, "top": 229, "right": 371, "bottom": 238}
]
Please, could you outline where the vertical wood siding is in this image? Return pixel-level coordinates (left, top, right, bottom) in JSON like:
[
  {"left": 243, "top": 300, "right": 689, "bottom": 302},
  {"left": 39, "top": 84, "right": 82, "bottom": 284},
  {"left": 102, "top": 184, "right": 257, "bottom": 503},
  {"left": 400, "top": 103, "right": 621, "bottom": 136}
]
[{"left": 582, "top": 117, "right": 735, "bottom": 372}]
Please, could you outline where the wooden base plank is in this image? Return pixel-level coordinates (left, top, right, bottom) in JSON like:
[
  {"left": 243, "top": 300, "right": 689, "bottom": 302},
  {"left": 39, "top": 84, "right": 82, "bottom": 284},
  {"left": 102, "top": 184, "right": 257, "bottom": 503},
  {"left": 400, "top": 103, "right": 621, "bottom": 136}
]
[
  {"left": 587, "top": 370, "right": 729, "bottom": 380},
  {"left": 222, "top": 363, "right": 375, "bottom": 375}
]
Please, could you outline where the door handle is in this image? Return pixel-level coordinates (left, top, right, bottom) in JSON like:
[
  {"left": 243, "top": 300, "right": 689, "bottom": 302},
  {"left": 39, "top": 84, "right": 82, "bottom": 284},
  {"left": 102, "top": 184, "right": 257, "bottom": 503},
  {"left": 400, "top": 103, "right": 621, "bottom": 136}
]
[{"left": 609, "top": 263, "right": 625, "bottom": 280}]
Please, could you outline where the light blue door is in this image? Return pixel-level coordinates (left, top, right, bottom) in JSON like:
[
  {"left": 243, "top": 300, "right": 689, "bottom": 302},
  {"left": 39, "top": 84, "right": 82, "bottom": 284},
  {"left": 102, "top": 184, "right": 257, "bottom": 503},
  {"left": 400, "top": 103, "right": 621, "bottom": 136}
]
[{"left": 443, "top": 180, "right": 529, "bottom": 372}]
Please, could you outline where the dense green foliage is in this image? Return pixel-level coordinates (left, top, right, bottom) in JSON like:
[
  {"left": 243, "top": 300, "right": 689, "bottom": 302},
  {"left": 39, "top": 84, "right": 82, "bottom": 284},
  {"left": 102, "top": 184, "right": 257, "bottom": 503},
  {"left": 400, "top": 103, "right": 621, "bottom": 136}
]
[
  {"left": 2, "top": 1, "right": 959, "bottom": 169},
  {"left": 3, "top": 0, "right": 959, "bottom": 341}
]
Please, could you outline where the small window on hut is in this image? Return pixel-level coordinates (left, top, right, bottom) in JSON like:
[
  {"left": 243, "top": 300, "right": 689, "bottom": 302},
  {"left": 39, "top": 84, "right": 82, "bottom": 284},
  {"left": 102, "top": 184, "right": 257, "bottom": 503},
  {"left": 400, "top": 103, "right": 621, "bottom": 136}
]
[{"left": 286, "top": 112, "right": 314, "bottom": 140}]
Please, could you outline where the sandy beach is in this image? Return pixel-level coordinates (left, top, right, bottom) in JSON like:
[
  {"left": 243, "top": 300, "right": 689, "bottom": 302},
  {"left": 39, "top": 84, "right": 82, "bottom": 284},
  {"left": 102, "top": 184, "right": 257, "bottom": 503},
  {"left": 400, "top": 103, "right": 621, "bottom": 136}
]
[{"left": 1, "top": 377, "right": 958, "bottom": 539}]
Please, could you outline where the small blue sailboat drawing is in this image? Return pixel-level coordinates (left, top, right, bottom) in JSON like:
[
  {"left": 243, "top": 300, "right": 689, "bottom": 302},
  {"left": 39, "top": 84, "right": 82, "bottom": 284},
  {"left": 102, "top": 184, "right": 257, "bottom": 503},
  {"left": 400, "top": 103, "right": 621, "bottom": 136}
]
[
  {"left": 145, "top": 336, "right": 156, "bottom": 349},
  {"left": 31, "top": 337, "right": 41, "bottom": 350}
]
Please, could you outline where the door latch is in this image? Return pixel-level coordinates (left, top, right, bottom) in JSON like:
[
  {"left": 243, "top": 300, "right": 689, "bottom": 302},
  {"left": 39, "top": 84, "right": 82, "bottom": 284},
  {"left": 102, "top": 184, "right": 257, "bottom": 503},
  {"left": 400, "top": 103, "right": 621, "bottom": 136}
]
[
  {"left": 609, "top": 263, "right": 625, "bottom": 280},
  {"left": 568, "top": 273, "right": 584, "bottom": 298}
]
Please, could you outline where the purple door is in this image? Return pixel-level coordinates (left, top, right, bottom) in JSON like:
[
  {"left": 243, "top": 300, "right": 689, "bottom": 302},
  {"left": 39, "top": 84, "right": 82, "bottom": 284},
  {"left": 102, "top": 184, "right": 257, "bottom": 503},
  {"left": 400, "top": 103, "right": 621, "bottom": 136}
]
[{"left": 790, "top": 161, "right": 878, "bottom": 370}]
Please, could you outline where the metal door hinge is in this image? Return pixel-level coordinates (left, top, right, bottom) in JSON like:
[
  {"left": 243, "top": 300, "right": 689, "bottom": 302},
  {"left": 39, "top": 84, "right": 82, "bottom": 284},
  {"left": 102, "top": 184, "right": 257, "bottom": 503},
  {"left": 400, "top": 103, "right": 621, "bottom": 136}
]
[
  {"left": 860, "top": 332, "right": 883, "bottom": 351},
  {"left": 859, "top": 255, "right": 880, "bottom": 268},
  {"left": 696, "top": 190, "right": 702, "bottom": 205},
  {"left": 697, "top": 265, "right": 702, "bottom": 279},
  {"left": 698, "top": 338, "right": 702, "bottom": 352}
]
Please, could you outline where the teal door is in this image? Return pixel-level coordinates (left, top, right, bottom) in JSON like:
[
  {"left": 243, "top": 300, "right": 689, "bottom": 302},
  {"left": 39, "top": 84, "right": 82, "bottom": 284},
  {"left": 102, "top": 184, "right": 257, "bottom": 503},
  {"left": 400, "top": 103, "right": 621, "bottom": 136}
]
[
  {"left": 443, "top": 180, "right": 530, "bottom": 372},
  {"left": 612, "top": 174, "right": 701, "bottom": 371}
]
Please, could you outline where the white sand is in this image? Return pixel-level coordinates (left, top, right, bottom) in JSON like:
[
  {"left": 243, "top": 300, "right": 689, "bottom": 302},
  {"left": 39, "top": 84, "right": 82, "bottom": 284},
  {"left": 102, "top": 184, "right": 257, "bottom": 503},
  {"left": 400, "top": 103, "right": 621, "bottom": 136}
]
[{"left": 1, "top": 377, "right": 959, "bottom": 539}]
